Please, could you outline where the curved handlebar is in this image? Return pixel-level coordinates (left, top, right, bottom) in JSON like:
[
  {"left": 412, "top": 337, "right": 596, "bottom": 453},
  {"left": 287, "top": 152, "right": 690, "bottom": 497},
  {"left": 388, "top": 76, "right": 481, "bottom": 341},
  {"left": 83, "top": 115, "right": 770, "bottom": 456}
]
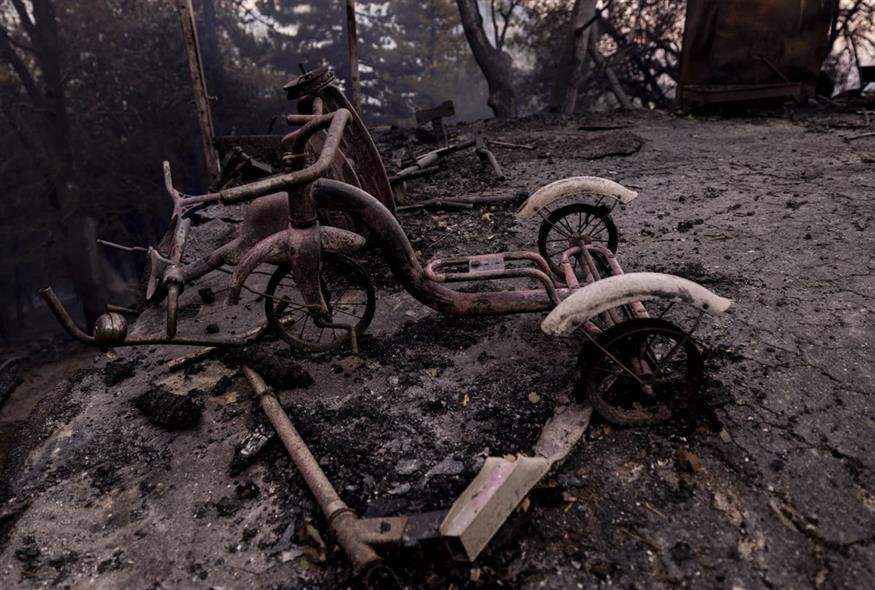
[{"left": 162, "top": 108, "right": 353, "bottom": 210}]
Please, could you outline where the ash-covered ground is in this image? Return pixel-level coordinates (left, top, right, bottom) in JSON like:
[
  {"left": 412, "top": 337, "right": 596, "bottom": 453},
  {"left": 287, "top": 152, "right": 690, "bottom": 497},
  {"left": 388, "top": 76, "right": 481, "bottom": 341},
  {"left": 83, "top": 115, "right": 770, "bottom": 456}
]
[{"left": 0, "top": 107, "right": 873, "bottom": 589}]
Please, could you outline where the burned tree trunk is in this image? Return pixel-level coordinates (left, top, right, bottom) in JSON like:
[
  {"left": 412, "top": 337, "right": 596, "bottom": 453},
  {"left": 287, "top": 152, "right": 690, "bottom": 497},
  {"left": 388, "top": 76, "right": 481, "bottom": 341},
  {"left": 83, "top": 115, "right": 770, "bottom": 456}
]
[
  {"left": 589, "top": 32, "right": 633, "bottom": 109},
  {"left": 345, "top": 0, "right": 362, "bottom": 115},
  {"left": 549, "top": 0, "right": 598, "bottom": 114},
  {"left": 0, "top": 0, "right": 107, "bottom": 326},
  {"left": 456, "top": 0, "right": 517, "bottom": 118},
  {"left": 597, "top": 16, "right": 670, "bottom": 109}
]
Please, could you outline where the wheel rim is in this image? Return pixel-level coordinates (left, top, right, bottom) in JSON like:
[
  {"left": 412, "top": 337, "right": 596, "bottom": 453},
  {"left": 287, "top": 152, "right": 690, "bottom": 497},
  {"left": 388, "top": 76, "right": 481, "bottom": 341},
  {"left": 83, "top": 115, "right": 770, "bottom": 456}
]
[
  {"left": 537, "top": 203, "right": 618, "bottom": 279},
  {"left": 582, "top": 318, "right": 703, "bottom": 426},
  {"left": 265, "top": 252, "right": 375, "bottom": 351}
]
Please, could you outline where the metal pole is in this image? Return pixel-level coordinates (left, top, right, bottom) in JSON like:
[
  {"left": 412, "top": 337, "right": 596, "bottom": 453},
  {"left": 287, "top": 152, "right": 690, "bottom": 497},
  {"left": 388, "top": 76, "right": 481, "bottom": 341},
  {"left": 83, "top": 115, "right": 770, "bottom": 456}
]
[
  {"left": 175, "top": 0, "right": 221, "bottom": 186},
  {"left": 344, "top": 0, "right": 362, "bottom": 116},
  {"left": 241, "top": 366, "right": 381, "bottom": 573}
]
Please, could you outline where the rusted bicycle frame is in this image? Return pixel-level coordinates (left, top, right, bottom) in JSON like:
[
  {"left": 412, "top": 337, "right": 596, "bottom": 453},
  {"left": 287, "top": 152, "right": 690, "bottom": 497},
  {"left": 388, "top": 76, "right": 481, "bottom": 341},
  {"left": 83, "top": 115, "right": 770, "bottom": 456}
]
[
  {"left": 43, "top": 105, "right": 369, "bottom": 350},
  {"left": 41, "top": 88, "right": 732, "bottom": 575}
]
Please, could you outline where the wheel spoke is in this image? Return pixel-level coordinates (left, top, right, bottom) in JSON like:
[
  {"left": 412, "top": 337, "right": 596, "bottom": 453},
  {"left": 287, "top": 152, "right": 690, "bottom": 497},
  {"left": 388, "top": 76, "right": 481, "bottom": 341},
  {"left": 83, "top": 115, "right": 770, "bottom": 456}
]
[
  {"left": 266, "top": 254, "right": 374, "bottom": 351},
  {"left": 583, "top": 331, "right": 646, "bottom": 386},
  {"left": 652, "top": 339, "right": 687, "bottom": 376},
  {"left": 332, "top": 307, "right": 365, "bottom": 320},
  {"left": 557, "top": 215, "right": 576, "bottom": 235},
  {"left": 598, "top": 373, "right": 620, "bottom": 394}
]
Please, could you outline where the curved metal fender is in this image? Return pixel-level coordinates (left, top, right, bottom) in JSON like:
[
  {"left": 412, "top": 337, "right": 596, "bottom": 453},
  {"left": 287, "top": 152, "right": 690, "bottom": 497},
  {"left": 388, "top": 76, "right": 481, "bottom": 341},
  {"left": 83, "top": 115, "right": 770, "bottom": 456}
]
[
  {"left": 541, "top": 272, "right": 732, "bottom": 336},
  {"left": 516, "top": 176, "right": 639, "bottom": 220}
]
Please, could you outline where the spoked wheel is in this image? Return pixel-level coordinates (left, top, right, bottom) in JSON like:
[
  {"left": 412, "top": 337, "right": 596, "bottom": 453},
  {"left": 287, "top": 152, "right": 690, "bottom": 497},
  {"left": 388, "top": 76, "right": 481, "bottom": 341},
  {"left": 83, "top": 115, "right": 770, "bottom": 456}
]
[
  {"left": 264, "top": 252, "right": 376, "bottom": 351},
  {"left": 580, "top": 318, "right": 704, "bottom": 426},
  {"left": 537, "top": 203, "right": 618, "bottom": 279}
]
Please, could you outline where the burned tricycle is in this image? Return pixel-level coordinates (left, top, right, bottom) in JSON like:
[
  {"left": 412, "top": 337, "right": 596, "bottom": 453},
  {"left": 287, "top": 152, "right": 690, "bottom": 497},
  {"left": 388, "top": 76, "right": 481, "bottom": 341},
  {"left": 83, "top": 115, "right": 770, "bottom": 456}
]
[
  {"left": 41, "top": 56, "right": 732, "bottom": 583},
  {"left": 42, "top": 74, "right": 731, "bottom": 421}
]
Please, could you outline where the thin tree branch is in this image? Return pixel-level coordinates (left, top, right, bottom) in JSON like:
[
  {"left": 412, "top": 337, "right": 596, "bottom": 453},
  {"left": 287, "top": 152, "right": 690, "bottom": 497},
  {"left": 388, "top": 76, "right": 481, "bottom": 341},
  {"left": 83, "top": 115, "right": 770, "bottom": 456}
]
[
  {"left": 497, "top": 0, "right": 522, "bottom": 50},
  {"left": 0, "top": 25, "right": 43, "bottom": 106},
  {"left": 3, "top": 30, "right": 36, "bottom": 55},
  {"left": 490, "top": 0, "right": 499, "bottom": 49},
  {"left": 10, "top": 0, "right": 37, "bottom": 39}
]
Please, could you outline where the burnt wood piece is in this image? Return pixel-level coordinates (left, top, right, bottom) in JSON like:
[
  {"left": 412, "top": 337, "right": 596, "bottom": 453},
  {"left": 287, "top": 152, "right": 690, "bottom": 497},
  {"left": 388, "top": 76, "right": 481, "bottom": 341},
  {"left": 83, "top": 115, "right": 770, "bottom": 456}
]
[
  {"left": 475, "top": 134, "right": 505, "bottom": 179},
  {"left": 416, "top": 100, "right": 455, "bottom": 145}
]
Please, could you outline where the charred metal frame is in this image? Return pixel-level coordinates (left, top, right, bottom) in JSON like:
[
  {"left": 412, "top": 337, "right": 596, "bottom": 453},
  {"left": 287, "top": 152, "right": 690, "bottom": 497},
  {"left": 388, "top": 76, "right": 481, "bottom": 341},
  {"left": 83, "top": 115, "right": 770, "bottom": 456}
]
[{"left": 40, "top": 15, "right": 735, "bottom": 579}]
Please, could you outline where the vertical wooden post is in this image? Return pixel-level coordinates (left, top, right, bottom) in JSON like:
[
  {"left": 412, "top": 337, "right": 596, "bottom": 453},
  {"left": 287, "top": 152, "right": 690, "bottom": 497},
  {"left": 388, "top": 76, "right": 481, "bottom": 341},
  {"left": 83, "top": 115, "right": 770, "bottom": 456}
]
[
  {"left": 345, "top": 0, "right": 362, "bottom": 116},
  {"left": 175, "top": 0, "right": 221, "bottom": 186}
]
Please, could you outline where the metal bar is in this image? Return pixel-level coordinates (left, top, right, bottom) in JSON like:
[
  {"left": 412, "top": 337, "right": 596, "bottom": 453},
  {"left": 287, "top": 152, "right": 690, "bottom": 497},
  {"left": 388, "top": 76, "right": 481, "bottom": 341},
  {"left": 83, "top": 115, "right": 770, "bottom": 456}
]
[
  {"left": 559, "top": 247, "right": 581, "bottom": 289},
  {"left": 218, "top": 109, "right": 352, "bottom": 204},
  {"left": 40, "top": 287, "right": 269, "bottom": 348},
  {"left": 578, "top": 246, "right": 625, "bottom": 327},
  {"left": 106, "top": 304, "right": 139, "bottom": 316},
  {"left": 97, "top": 239, "right": 148, "bottom": 254},
  {"left": 589, "top": 244, "right": 649, "bottom": 319},
  {"left": 166, "top": 285, "right": 179, "bottom": 339},
  {"left": 436, "top": 268, "right": 561, "bottom": 306},
  {"left": 242, "top": 366, "right": 381, "bottom": 573},
  {"left": 475, "top": 146, "right": 505, "bottom": 179},
  {"left": 40, "top": 288, "right": 96, "bottom": 345},
  {"left": 425, "top": 251, "right": 554, "bottom": 281}
]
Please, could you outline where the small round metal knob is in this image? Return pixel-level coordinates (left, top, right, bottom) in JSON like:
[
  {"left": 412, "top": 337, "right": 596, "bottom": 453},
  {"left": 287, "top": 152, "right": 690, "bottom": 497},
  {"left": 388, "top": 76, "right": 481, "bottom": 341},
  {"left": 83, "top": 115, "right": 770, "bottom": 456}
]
[{"left": 93, "top": 313, "right": 128, "bottom": 348}]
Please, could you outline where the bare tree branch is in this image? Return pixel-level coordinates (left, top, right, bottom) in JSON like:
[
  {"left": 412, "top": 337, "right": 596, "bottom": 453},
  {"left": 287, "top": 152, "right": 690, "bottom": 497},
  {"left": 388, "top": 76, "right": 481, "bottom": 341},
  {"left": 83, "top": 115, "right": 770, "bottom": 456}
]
[
  {"left": 9, "top": 0, "right": 37, "bottom": 39},
  {"left": 490, "top": 0, "right": 499, "bottom": 49},
  {"left": 0, "top": 24, "right": 43, "bottom": 106}
]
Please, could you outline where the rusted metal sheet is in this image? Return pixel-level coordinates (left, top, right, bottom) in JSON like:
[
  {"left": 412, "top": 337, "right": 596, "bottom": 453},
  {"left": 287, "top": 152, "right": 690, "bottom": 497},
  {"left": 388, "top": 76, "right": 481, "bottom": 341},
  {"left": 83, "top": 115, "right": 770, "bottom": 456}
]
[
  {"left": 440, "top": 455, "right": 553, "bottom": 561},
  {"left": 316, "top": 84, "right": 396, "bottom": 216},
  {"left": 679, "top": 0, "right": 837, "bottom": 105}
]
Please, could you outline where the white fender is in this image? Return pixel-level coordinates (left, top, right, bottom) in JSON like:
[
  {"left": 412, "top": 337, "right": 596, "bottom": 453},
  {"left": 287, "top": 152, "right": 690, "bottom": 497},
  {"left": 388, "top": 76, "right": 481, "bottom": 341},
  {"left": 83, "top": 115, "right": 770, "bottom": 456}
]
[
  {"left": 541, "top": 272, "right": 732, "bottom": 336},
  {"left": 516, "top": 176, "right": 639, "bottom": 220}
]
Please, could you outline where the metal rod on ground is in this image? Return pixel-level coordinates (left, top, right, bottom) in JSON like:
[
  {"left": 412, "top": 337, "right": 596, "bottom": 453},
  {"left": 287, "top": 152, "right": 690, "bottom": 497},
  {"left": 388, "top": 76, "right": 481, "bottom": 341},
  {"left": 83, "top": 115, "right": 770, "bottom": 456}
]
[
  {"left": 846, "top": 131, "right": 875, "bottom": 141},
  {"left": 241, "top": 365, "right": 381, "bottom": 573},
  {"left": 345, "top": 0, "right": 362, "bottom": 116},
  {"left": 396, "top": 200, "right": 473, "bottom": 212},
  {"left": 476, "top": 147, "right": 506, "bottom": 179},
  {"left": 396, "top": 193, "right": 524, "bottom": 212},
  {"left": 475, "top": 133, "right": 505, "bottom": 179},
  {"left": 388, "top": 165, "right": 441, "bottom": 185},
  {"left": 167, "top": 322, "right": 270, "bottom": 371},
  {"left": 488, "top": 139, "right": 535, "bottom": 150}
]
